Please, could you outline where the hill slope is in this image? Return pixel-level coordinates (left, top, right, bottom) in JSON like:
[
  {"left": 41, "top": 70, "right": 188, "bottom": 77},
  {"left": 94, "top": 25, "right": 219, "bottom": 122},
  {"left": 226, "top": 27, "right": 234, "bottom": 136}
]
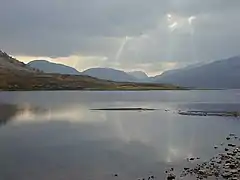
[
  {"left": 28, "top": 60, "right": 81, "bottom": 75},
  {"left": 82, "top": 68, "right": 137, "bottom": 82},
  {"left": 0, "top": 50, "right": 39, "bottom": 73},
  {"left": 154, "top": 56, "right": 240, "bottom": 89}
]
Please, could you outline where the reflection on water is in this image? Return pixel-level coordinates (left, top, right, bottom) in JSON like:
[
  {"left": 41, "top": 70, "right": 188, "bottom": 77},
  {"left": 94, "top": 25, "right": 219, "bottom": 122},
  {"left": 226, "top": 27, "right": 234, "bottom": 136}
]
[
  {"left": 0, "top": 103, "right": 46, "bottom": 127},
  {"left": 0, "top": 90, "right": 240, "bottom": 180},
  {"left": 0, "top": 104, "right": 18, "bottom": 126}
]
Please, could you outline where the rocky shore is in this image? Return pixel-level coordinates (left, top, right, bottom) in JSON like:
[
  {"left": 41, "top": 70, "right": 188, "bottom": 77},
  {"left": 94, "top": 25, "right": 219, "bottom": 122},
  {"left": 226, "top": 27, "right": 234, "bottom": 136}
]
[{"left": 166, "top": 134, "right": 240, "bottom": 180}]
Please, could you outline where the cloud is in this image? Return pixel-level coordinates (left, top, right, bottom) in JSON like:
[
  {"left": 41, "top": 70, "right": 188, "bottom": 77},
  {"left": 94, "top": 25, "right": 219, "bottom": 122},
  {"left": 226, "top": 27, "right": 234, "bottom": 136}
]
[{"left": 1, "top": 0, "right": 240, "bottom": 74}]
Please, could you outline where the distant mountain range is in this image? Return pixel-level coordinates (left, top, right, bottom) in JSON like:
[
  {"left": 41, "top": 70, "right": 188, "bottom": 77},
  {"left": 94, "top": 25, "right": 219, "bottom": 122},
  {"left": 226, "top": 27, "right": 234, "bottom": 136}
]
[
  {"left": 154, "top": 56, "right": 240, "bottom": 89},
  {"left": 82, "top": 68, "right": 137, "bottom": 82},
  {"left": 28, "top": 60, "right": 151, "bottom": 82},
  {"left": 29, "top": 60, "right": 143, "bottom": 82},
  {"left": 28, "top": 56, "right": 240, "bottom": 88}
]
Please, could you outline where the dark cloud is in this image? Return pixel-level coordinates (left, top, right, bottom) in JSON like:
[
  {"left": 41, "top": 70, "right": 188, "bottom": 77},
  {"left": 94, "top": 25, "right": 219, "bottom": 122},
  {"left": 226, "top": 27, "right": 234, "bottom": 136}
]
[{"left": 0, "top": 0, "right": 240, "bottom": 72}]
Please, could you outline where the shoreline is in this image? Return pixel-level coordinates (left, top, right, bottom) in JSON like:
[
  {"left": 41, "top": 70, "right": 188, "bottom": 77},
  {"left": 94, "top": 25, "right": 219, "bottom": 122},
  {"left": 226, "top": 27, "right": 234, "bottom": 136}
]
[{"left": 0, "top": 88, "right": 187, "bottom": 92}]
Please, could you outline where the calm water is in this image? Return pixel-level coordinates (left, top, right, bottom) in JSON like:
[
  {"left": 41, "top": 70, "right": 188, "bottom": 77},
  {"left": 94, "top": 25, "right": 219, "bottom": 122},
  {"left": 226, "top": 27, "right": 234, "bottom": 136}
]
[{"left": 0, "top": 90, "right": 240, "bottom": 180}]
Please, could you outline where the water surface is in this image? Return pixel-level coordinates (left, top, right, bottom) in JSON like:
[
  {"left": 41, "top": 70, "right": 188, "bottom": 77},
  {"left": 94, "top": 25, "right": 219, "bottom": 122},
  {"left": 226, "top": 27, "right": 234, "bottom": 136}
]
[{"left": 0, "top": 90, "right": 240, "bottom": 180}]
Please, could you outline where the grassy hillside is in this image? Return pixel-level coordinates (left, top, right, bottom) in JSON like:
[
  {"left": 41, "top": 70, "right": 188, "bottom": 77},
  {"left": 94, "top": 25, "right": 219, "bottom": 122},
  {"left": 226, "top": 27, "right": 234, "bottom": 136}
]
[{"left": 0, "top": 70, "right": 183, "bottom": 91}]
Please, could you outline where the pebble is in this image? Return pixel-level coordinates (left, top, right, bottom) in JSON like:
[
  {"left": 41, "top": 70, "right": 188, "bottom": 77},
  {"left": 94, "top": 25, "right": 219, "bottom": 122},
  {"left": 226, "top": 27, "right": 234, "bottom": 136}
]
[
  {"left": 167, "top": 173, "right": 176, "bottom": 180},
  {"left": 221, "top": 171, "right": 232, "bottom": 178}
]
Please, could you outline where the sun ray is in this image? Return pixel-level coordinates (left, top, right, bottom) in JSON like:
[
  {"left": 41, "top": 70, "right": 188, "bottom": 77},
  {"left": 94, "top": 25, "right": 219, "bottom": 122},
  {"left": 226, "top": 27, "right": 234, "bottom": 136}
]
[
  {"left": 188, "top": 16, "right": 196, "bottom": 25},
  {"left": 169, "top": 22, "right": 178, "bottom": 32}
]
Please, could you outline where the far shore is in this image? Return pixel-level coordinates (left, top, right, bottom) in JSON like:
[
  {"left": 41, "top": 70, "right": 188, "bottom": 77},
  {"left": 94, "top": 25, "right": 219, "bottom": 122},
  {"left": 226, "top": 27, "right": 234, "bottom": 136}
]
[{"left": 0, "top": 71, "right": 186, "bottom": 91}]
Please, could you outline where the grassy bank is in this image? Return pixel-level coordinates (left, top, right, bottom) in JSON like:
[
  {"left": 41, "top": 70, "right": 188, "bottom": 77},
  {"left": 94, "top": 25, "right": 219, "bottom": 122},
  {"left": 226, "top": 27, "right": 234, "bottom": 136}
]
[{"left": 0, "top": 71, "right": 184, "bottom": 91}]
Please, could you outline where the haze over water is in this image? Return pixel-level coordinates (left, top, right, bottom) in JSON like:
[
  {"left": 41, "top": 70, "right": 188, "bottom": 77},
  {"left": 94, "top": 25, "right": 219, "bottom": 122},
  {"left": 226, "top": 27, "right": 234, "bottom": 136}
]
[{"left": 0, "top": 90, "right": 240, "bottom": 180}]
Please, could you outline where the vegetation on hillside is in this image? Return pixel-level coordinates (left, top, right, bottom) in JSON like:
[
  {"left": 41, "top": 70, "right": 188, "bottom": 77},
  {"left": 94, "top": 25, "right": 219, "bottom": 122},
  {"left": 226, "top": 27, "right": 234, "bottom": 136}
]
[{"left": 0, "top": 70, "right": 183, "bottom": 91}]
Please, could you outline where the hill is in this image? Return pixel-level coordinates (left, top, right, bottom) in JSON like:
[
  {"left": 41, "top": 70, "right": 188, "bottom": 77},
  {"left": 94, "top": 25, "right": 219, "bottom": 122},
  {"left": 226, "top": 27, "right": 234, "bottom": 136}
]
[
  {"left": 0, "top": 50, "right": 39, "bottom": 73},
  {"left": 153, "top": 56, "right": 240, "bottom": 89},
  {"left": 82, "top": 67, "right": 137, "bottom": 82},
  {"left": 128, "top": 71, "right": 149, "bottom": 80},
  {"left": 28, "top": 60, "right": 81, "bottom": 75}
]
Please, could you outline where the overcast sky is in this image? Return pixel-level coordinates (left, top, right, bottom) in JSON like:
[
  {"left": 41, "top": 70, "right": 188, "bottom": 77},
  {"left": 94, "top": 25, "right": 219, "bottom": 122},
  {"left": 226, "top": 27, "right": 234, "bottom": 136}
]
[{"left": 1, "top": 0, "right": 240, "bottom": 75}]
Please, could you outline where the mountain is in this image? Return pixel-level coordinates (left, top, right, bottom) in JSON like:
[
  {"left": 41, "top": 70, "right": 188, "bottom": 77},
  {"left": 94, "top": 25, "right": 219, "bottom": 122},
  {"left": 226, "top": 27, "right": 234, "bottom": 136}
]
[
  {"left": 82, "top": 68, "right": 137, "bottom": 82},
  {"left": 128, "top": 71, "right": 149, "bottom": 80},
  {"left": 156, "top": 62, "right": 206, "bottom": 78},
  {"left": 153, "top": 56, "right": 240, "bottom": 89},
  {"left": 28, "top": 60, "right": 81, "bottom": 75},
  {"left": 0, "top": 50, "right": 38, "bottom": 73}
]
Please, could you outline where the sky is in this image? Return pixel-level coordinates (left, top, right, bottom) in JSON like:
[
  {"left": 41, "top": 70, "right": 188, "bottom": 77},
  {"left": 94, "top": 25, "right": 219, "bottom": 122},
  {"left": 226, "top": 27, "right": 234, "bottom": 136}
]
[{"left": 1, "top": 0, "right": 240, "bottom": 75}]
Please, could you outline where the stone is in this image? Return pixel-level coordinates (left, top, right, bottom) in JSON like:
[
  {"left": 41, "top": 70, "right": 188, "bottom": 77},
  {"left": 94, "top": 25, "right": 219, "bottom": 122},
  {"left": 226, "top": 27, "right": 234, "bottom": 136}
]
[
  {"left": 167, "top": 173, "right": 176, "bottom": 180},
  {"left": 198, "top": 169, "right": 207, "bottom": 175},
  {"left": 228, "top": 143, "right": 237, "bottom": 147},
  {"left": 236, "top": 156, "right": 240, "bottom": 160},
  {"left": 217, "top": 160, "right": 222, "bottom": 164},
  {"left": 221, "top": 171, "right": 232, "bottom": 178}
]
